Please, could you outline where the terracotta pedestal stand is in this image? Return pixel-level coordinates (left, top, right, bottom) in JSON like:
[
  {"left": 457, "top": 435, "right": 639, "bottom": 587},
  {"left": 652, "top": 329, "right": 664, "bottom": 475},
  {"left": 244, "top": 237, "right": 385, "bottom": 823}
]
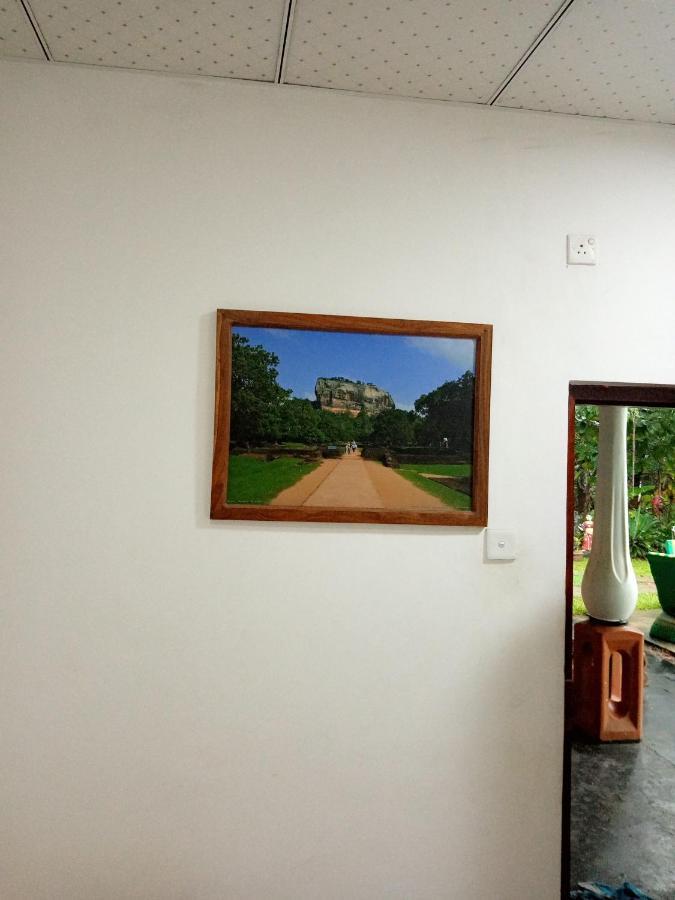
[{"left": 573, "top": 619, "right": 643, "bottom": 741}]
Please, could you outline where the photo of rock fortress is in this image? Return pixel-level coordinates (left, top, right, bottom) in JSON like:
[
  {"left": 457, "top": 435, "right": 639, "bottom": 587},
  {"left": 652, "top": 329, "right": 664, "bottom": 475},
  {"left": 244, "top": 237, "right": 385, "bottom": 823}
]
[
  {"left": 315, "top": 377, "right": 394, "bottom": 417},
  {"left": 226, "top": 326, "right": 476, "bottom": 512}
]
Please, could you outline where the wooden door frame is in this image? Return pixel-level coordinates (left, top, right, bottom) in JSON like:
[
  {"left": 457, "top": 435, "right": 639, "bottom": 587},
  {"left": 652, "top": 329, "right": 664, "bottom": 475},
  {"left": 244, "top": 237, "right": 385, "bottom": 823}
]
[{"left": 561, "top": 381, "right": 675, "bottom": 898}]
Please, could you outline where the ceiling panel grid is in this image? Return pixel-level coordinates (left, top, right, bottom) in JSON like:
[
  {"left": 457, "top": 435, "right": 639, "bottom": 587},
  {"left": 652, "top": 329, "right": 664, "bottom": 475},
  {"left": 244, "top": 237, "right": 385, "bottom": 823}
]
[
  {"left": 496, "top": 0, "right": 675, "bottom": 125},
  {"left": 283, "top": 0, "right": 563, "bottom": 103},
  {"left": 0, "top": 0, "right": 45, "bottom": 58},
  {"left": 26, "top": 0, "right": 288, "bottom": 81},
  {"left": 3, "top": 0, "right": 674, "bottom": 128}
]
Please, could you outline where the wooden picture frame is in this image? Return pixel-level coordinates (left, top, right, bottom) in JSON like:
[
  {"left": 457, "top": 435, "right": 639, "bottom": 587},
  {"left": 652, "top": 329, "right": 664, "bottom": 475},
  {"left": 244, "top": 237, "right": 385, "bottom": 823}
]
[{"left": 211, "top": 310, "right": 492, "bottom": 526}]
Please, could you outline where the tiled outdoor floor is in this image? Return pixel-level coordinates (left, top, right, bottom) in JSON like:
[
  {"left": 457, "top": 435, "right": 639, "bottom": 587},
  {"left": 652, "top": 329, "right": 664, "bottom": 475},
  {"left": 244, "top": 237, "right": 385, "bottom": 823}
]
[{"left": 570, "top": 650, "right": 675, "bottom": 899}]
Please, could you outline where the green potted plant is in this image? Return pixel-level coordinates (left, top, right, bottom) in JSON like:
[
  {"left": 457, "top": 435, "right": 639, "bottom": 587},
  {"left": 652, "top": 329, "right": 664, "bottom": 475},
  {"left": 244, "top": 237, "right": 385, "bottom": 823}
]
[{"left": 647, "top": 532, "right": 675, "bottom": 643}]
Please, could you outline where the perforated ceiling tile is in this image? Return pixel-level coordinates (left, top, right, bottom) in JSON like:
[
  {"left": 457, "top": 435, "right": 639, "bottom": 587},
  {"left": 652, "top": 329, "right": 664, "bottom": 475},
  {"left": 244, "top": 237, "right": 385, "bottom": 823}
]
[
  {"left": 28, "top": 0, "right": 288, "bottom": 80},
  {"left": 0, "top": 0, "right": 45, "bottom": 59},
  {"left": 496, "top": 0, "right": 675, "bottom": 125},
  {"left": 283, "top": 0, "right": 564, "bottom": 102}
]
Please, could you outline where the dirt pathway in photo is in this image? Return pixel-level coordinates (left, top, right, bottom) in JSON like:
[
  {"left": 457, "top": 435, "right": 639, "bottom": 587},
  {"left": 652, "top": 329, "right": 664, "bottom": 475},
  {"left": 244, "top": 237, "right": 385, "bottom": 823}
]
[
  {"left": 365, "top": 458, "right": 448, "bottom": 510},
  {"left": 269, "top": 458, "right": 340, "bottom": 506},
  {"left": 271, "top": 452, "right": 449, "bottom": 510}
]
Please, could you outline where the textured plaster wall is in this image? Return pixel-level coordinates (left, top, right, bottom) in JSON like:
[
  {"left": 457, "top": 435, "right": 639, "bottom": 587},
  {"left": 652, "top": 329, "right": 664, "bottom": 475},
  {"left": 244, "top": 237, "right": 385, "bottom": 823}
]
[{"left": 1, "top": 58, "right": 674, "bottom": 900}]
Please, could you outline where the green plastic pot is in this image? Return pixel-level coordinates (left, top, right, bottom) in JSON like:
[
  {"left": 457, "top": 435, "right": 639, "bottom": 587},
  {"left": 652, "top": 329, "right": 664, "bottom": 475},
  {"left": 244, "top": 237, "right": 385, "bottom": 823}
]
[{"left": 647, "top": 552, "right": 675, "bottom": 643}]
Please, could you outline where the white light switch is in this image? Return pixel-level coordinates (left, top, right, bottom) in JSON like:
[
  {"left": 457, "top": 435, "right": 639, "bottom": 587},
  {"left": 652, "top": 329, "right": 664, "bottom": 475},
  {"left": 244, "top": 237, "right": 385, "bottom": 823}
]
[
  {"left": 567, "top": 234, "right": 597, "bottom": 266},
  {"left": 486, "top": 530, "right": 517, "bottom": 560}
]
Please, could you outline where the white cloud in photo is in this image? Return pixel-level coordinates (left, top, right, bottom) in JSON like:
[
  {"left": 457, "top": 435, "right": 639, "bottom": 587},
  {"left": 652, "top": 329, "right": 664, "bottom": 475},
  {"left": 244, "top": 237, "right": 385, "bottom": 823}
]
[
  {"left": 259, "top": 327, "right": 297, "bottom": 341},
  {"left": 405, "top": 336, "right": 475, "bottom": 372}
]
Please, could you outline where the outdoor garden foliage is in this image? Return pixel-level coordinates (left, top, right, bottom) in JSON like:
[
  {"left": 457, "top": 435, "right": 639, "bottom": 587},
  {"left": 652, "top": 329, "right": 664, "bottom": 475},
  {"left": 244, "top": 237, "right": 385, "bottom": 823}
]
[{"left": 575, "top": 405, "right": 675, "bottom": 557}]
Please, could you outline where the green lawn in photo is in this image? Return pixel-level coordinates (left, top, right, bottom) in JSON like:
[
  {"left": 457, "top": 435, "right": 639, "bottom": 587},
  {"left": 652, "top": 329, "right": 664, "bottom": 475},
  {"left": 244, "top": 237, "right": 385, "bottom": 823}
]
[
  {"left": 572, "top": 557, "right": 660, "bottom": 616},
  {"left": 227, "top": 454, "right": 319, "bottom": 505},
  {"left": 395, "top": 463, "right": 472, "bottom": 510}
]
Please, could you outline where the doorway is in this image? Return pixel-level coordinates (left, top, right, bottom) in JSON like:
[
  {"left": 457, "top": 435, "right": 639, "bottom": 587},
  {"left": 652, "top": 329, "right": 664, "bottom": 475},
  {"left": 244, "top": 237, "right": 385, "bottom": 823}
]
[{"left": 562, "top": 382, "right": 675, "bottom": 899}]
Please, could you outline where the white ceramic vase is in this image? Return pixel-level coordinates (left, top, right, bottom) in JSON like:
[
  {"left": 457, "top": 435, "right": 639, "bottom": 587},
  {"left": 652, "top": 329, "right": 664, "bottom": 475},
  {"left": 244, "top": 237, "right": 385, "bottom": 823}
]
[{"left": 581, "top": 406, "right": 638, "bottom": 623}]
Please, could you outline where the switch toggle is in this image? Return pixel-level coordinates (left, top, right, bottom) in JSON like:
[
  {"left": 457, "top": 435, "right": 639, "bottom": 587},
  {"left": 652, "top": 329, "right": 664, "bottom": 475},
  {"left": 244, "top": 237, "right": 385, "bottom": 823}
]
[{"left": 486, "top": 530, "right": 518, "bottom": 560}]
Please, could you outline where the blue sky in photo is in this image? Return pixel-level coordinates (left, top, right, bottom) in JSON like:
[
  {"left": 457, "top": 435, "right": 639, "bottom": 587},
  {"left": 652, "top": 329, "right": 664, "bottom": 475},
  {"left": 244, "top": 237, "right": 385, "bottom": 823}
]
[{"left": 233, "top": 326, "right": 475, "bottom": 410}]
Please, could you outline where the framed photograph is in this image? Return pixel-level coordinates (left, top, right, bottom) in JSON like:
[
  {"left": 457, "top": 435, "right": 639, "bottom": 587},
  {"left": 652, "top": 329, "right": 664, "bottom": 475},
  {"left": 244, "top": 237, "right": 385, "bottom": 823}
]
[{"left": 211, "top": 310, "right": 492, "bottom": 526}]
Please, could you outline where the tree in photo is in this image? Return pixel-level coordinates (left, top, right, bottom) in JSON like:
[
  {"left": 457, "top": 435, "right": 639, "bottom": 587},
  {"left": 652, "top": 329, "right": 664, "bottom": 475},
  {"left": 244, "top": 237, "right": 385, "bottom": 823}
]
[
  {"left": 370, "top": 408, "right": 417, "bottom": 448},
  {"left": 353, "top": 406, "right": 374, "bottom": 445},
  {"left": 414, "top": 371, "right": 475, "bottom": 452},
  {"left": 317, "top": 408, "right": 358, "bottom": 444},
  {"left": 278, "top": 398, "right": 325, "bottom": 445},
  {"left": 230, "top": 334, "right": 290, "bottom": 444}
]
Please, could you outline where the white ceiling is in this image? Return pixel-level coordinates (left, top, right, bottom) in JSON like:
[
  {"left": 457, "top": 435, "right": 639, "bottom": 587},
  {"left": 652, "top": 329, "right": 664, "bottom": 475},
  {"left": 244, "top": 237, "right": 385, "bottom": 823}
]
[
  {"left": 284, "top": 0, "right": 562, "bottom": 104},
  {"left": 26, "top": 0, "right": 289, "bottom": 80},
  {"left": 497, "top": 0, "right": 675, "bottom": 125},
  {"left": 2, "top": 0, "right": 674, "bottom": 126},
  {"left": 1, "top": 0, "right": 44, "bottom": 58}
]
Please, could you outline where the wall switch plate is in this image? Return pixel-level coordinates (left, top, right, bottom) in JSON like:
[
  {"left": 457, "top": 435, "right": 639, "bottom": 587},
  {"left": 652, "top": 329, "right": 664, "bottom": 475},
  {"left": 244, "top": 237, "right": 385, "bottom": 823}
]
[
  {"left": 567, "top": 234, "right": 597, "bottom": 265},
  {"left": 485, "top": 530, "right": 517, "bottom": 561}
]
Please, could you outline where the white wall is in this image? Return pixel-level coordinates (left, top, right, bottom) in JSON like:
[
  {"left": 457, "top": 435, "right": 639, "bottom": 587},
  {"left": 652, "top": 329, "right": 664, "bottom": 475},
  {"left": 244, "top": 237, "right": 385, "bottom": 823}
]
[{"left": 1, "top": 58, "right": 674, "bottom": 900}]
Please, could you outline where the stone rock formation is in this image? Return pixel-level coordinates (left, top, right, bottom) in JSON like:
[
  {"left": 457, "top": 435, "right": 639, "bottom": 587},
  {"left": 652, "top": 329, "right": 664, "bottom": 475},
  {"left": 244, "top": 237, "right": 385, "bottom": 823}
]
[{"left": 315, "top": 377, "right": 394, "bottom": 417}]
